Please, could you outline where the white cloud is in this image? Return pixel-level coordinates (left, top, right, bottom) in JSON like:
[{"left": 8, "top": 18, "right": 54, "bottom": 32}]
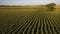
[{"left": 0, "top": 0, "right": 60, "bottom": 5}]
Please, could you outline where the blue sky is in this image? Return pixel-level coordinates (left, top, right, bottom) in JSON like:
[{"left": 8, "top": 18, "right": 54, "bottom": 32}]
[{"left": 0, "top": 0, "right": 60, "bottom": 5}]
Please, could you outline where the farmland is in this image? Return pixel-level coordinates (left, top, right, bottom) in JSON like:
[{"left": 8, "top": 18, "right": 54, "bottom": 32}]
[{"left": 0, "top": 6, "right": 60, "bottom": 34}]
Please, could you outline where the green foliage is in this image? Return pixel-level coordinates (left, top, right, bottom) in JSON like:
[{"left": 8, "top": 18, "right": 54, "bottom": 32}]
[{"left": 45, "top": 3, "right": 56, "bottom": 11}]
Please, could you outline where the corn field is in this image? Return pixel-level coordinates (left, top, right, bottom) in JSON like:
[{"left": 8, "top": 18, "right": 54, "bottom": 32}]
[{"left": 0, "top": 7, "right": 60, "bottom": 34}]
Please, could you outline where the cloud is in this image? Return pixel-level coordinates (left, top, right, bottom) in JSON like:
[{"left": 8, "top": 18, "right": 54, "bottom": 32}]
[{"left": 0, "top": 0, "right": 60, "bottom": 5}]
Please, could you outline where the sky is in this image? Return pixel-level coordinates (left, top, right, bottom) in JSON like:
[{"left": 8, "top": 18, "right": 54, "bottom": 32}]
[{"left": 0, "top": 0, "right": 60, "bottom": 5}]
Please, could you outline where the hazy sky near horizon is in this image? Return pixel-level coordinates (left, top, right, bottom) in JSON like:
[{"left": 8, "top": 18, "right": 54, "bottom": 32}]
[{"left": 0, "top": 0, "right": 60, "bottom": 5}]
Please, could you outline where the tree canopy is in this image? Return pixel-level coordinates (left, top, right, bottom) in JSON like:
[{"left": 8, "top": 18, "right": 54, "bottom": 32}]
[{"left": 45, "top": 3, "right": 56, "bottom": 11}]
